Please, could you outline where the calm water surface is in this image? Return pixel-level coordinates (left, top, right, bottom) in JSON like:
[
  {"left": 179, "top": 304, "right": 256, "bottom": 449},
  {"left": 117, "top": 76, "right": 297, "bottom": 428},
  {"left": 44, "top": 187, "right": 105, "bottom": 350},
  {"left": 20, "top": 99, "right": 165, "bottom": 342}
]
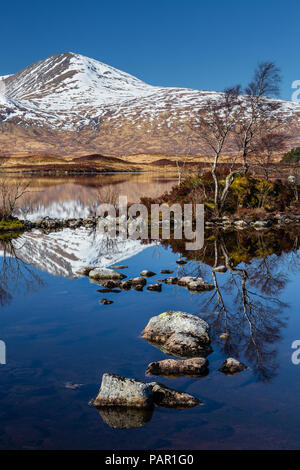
[{"left": 0, "top": 175, "right": 300, "bottom": 449}]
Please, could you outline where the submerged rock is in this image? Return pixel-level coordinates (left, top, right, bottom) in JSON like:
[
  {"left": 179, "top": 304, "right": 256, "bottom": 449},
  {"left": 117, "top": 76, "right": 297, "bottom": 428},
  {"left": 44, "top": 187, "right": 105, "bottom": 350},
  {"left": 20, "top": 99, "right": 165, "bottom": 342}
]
[
  {"left": 150, "top": 382, "right": 201, "bottom": 409},
  {"left": 142, "top": 311, "right": 212, "bottom": 357},
  {"left": 93, "top": 374, "right": 153, "bottom": 409},
  {"left": 219, "top": 332, "right": 230, "bottom": 340},
  {"left": 65, "top": 382, "right": 83, "bottom": 389},
  {"left": 160, "top": 269, "right": 174, "bottom": 274},
  {"left": 140, "top": 270, "right": 156, "bottom": 277},
  {"left": 147, "top": 283, "right": 162, "bottom": 292},
  {"left": 89, "top": 268, "right": 126, "bottom": 281},
  {"left": 96, "top": 406, "right": 153, "bottom": 429},
  {"left": 101, "top": 280, "right": 121, "bottom": 289},
  {"left": 100, "top": 299, "right": 114, "bottom": 305},
  {"left": 146, "top": 357, "right": 208, "bottom": 377},
  {"left": 219, "top": 358, "right": 247, "bottom": 375}
]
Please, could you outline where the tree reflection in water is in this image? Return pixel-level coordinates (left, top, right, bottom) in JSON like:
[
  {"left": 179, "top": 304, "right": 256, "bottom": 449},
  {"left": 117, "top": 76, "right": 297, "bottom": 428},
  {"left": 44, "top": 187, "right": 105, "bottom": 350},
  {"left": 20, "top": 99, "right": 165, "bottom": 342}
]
[
  {"left": 162, "top": 228, "right": 300, "bottom": 382},
  {"left": 0, "top": 236, "right": 45, "bottom": 307}
]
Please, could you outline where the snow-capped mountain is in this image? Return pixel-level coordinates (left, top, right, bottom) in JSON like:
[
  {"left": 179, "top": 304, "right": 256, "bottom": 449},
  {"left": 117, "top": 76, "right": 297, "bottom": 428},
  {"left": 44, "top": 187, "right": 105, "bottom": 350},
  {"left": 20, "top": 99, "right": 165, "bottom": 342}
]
[
  {"left": 10, "top": 227, "right": 150, "bottom": 278},
  {"left": 1, "top": 52, "right": 300, "bottom": 155}
]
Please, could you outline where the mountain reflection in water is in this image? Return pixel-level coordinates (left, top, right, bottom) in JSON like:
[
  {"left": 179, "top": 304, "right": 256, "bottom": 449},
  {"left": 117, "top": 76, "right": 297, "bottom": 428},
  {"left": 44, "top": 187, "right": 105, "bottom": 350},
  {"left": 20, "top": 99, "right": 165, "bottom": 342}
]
[{"left": 1, "top": 227, "right": 299, "bottom": 387}]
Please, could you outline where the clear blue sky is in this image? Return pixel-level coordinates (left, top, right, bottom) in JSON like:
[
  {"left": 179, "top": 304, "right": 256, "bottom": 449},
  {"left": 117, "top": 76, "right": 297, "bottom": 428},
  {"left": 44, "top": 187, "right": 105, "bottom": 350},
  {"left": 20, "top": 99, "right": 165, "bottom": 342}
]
[{"left": 1, "top": 0, "right": 299, "bottom": 100}]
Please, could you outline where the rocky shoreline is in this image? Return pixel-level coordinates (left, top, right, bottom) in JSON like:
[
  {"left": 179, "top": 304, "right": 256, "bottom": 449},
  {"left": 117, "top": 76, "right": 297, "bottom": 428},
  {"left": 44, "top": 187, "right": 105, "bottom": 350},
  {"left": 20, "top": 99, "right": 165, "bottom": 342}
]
[{"left": 6, "top": 211, "right": 300, "bottom": 235}]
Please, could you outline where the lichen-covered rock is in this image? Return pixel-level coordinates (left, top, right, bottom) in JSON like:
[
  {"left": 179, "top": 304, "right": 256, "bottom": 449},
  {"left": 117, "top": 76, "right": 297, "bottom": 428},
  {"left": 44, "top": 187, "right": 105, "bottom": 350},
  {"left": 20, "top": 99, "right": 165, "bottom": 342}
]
[
  {"left": 140, "top": 270, "right": 156, "bottom": 277},
  {"left": 146, "top": 357, "right": 208, "bottom": 377},
  {"left": 89, "top": 268, "right": 126, "bottom": 280},
  {"left": 150, "top": 382, "right": 201, "bottom": 409},
  {"left": 142, "top": 311, "right": 211, "bottom": 357},
  {"left": 219, "top": 358, "right": 247, "bottom": 375},
  {"left": 93, "top": 374, "right": 153, "bottom": 408}
]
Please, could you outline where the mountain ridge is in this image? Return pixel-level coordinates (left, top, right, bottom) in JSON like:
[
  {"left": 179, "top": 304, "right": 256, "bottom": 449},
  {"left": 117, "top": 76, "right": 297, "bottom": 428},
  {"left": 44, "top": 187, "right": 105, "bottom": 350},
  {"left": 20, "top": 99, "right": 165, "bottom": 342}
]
[{"left": 1, "top": 52, "right": 300, "bottom": 156}]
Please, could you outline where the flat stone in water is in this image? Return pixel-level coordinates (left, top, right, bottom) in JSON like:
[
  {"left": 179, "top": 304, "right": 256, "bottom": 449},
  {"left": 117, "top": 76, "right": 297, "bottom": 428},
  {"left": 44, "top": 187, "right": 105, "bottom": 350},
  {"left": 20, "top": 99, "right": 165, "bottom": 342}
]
[
  {"left": 93, "top": 373, "right": 200, "bottom": 412},
  {"left": 93, "top": 374, "right": 154, "bottom": 409},
  {"left": 150, "top": 382, "right": 201, "bottom": 409},
  {"left": 146, "top": 357, "right": 208, "bottom": 377},
  {"left": 140, "top": 270, "right": 156, "bottom": 277},
  {"left": 147, "top": 283, "right": 162, "bottom": 292},
  {"left": 219, "top": 358, "right": 247, "bottom": 375},
  {"left": 100, "top": 299, "right": 114, "bottom": 305},
  {"left": 89, "top": 267, "right": 126, "bottom": 280}
]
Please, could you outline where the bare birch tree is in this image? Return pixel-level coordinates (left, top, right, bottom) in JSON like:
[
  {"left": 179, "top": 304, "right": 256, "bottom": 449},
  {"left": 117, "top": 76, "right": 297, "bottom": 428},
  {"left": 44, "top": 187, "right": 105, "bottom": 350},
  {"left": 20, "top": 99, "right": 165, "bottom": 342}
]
[
  {"left": 234, "top": 62, "right": 283, "bottom": 174},
  {"left": 190, "top": 86, "right": 241, "bottom": 214}
]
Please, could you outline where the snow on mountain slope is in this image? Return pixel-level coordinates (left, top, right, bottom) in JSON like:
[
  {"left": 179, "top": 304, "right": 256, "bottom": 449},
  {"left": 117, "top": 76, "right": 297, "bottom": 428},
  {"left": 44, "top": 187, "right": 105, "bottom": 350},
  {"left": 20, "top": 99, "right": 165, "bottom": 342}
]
[
  {"left": 1, "top": 52, "right": 300, "bottom": 155},
  {"left": 11, "top": 228, "right": 151, "bottom": 278},
  {"left": 0, "top": 52, "right": 225, "bottom": 129},
  {"left": 5, "top": 52, "right": 154, "bottom": 110}
]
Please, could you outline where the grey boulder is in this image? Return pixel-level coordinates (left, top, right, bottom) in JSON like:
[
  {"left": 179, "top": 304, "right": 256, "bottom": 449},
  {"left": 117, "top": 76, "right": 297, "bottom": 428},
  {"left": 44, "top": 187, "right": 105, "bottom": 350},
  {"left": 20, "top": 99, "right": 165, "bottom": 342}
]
[
  {"left": 142, "top": 311, "right": 212, "bottom": 357},
  {"left": 89, "top": 268, "right": 126, "bottom": 280},
  {"left": 146, "top": 357, "right": 208, "bottom": 377},
  {"left": 93, "top": 374, "right": 153, "bottom": 409}
]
